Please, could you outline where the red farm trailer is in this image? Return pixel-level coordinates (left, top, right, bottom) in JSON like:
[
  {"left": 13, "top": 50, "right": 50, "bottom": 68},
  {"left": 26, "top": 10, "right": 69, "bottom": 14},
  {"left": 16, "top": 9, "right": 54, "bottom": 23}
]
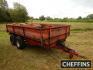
[{"left": 6, "top": 23, "right": 86, "bottom": 59}]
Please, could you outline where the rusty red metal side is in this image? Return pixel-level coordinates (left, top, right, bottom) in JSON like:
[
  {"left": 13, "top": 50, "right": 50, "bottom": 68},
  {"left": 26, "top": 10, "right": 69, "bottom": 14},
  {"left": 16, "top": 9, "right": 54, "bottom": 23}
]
[{"left": 6, "top": 23, "right": 70, "bottom": 48}]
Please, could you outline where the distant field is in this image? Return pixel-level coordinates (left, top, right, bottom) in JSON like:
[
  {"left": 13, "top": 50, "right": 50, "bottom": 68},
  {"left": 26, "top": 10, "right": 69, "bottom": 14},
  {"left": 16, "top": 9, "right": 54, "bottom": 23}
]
[
  {"left": 0, "top": 22, "right": 93, "bottom": 70},
  {"left": 30, "top": 22, "right": 93, "bottom": 30}
]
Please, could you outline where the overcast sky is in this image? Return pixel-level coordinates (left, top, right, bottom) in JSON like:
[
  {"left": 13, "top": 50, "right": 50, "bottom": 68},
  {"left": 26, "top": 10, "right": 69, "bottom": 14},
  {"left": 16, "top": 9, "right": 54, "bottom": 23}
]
[{"left": 7, "top": 0, "right": 93, "bottom": 18}]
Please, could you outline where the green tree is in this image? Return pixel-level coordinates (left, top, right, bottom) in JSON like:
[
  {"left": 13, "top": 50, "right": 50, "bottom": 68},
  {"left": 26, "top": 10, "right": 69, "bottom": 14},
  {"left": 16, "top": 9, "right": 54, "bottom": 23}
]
[
  {"left": 39, "top": 15, "right": 45, "bottom": 21},
  {"left": 0, "top": 0, "right": 11, "bottom": 22},
  {"left": 77, "top": 16, "right": 82, "bottom": 20},
  {"left": 62, "top": 17, "right": 68, "bottom": 22},
  {"left": 0, "top": 0, "right": 8, "bottom": 9},
  {"left": 87, "top": 14, "right": 93, "bottom": 19},
  {"left": 9, "top": 2, "right": 28, "bottom": 22},
  {"left": 46, "top": 16, "right": 53, "bottom": 21}
]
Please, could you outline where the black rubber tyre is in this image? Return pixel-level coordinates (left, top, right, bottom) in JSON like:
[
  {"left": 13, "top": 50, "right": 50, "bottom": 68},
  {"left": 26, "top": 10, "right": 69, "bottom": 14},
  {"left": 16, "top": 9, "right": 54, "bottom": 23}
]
[
  {"left": 10, "top": 34, "right": 16, "bottom": 45},
  {"left": 16, "top": 36, "right": 26, "bottom": 49}
]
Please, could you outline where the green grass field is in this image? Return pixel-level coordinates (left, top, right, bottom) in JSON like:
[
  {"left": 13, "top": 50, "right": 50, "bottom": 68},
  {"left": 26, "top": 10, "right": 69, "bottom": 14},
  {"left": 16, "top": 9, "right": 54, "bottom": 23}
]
[{"left": 0, "top": 22, "right": 93, "bottom": 70}]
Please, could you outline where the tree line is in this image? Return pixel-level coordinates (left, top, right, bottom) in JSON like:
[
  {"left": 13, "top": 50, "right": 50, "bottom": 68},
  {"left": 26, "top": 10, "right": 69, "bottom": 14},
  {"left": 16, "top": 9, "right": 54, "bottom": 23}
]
[
  {"left": 0, "top": 0, "right": 93, "bottom": 23},
  {"left": 33, "top": 15, "right": 93, "bottom": 22}
]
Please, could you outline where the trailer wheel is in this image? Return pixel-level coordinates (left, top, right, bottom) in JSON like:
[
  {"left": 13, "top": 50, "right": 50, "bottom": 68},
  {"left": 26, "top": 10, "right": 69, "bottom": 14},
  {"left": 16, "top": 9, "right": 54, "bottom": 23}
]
[
  {"left": 16, "top": 36, "right": 25, "bottom": 49},
  {"left": 10, "top": 34, "right": 16, "bottom": 45}
]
